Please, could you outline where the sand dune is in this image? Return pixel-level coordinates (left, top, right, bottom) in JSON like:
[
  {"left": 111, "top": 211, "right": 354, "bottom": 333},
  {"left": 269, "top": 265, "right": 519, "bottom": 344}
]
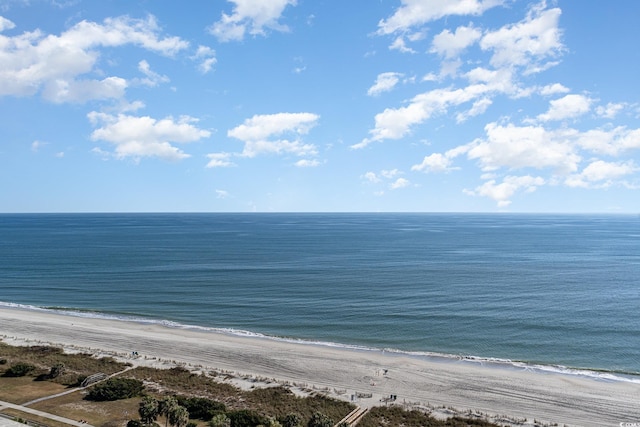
[{"left": 1, "top": 307, "right": 638, "bottom": 426}]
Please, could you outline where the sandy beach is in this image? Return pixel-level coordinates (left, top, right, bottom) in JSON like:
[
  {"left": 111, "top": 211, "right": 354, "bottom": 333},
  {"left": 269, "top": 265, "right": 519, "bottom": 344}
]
[{"left": 1, "top": 307, "right": 638, "bottom": 427}]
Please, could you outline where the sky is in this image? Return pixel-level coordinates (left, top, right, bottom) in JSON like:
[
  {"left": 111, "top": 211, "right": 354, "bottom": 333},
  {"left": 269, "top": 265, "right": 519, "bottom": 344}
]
[{"left": 1, "top": 0, "right": 640, "bottom": 213}]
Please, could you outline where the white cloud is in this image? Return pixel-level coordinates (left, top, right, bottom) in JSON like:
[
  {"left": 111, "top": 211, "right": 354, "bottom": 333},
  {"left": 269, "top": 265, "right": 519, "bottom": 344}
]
[
  {"left": 430, "top": 25, "right": 482, "bottom": 59},
  {"left": 0, "top": 15, "right": 188, "bottom": 102},
  {"left": 31, "top": 140, "right": 47, "bottom": 152},
  {"left": 367, "top": 72, "right": 403, "bottom": 96},
  {"left": 0, "top": 16, "right": 15, "bottom": 31},
  {"left": 362, "top": 172, "right": 381, "bottom": 183},
  {"left": 390, "top": 177, "right": 411, "bottom": 189},
  {"left": 44, "top": 76, "right": 128, "bottom": 104},
  {"left": 362, "top": 169, "right": 410, "bottom": 190},
  {"left": 412, "top": 153, "right": 455, "bottom": 173},
  {"left": 206, "top": 152, "right": 235, "bottom": 168},
  {"left": 209, "top": 0, "right": 296, "bottom": 42},
  {"left": 480, "top": 2, "right": 563, "bottom": 73},
  {"left": 536, "top": 94, "right": 592, "bottom": 122},
  {"left": 192, "top": 45, "right": 217, "bottom": 74},
  {"left": 540, "top": 83, "right": 570, "bottom": 96},
  {"left": 228, "top": 112, "right": 319, "bottom": 158},
  {"left": 596, "top": 102, "right": 625, "bottom": 119},
  {"left": 136, "top": 60, "right": 169, "bottom": 87},
  {"left": 381, "top": 169, "right": 401, "bottom": 179},
  {"left": 88, "top": 112, "right": 211, "bottom": 161},
  {"left": 565, "top": 160, "right": 637, "bottom": 188},
  {"left": 378, "top": 0, "right": 504, "bottom": 35},
  {"left": 575, "top": 127, "right": 640, "bottom": 156},
  {"left": 295, "top": 159, "right": 320, "bottom": 167},
  {"left": 467, "top": 122, "right": 581, "bottom": 174},
  {"left": 389, "top": 36, "right": 416, "bottom": 53},
  {"left": 456, "top": 97, "right": 492, "bottom": 122},
  {"left": 215, "top": 189, "right": 229, "bottom": 198},
  {"left": 465, "top": 175, "right": 545, "bottom": 207},
  {"left": 356, "top": 84, "right": 496, "bottom": 148}
]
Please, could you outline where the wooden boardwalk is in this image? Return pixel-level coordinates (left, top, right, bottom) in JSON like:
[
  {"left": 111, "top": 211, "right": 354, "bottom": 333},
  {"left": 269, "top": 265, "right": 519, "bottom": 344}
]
[{"left": 335, "top": 406, "right": 369, "bottom": 427}]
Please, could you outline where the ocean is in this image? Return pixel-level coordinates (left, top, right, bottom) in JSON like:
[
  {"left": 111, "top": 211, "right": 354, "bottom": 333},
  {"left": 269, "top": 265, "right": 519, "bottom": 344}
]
[{"left": 1, "top": 213, "right": 639, "bottom": 379}]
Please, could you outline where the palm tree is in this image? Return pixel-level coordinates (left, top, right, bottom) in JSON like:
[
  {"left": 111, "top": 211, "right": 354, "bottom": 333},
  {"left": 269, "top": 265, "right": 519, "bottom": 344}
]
[
  {"left": 168, "top": 405, "right": 189, "bottom": 427},
  {"left": 159, "top": 396, "right": 179, "bottom": 427},
  {"left": 208, "top": 414, "right": 230, "bottom": 427},
  {"left": 307, "top": 412, "right": 333, "bottom": 427},
  {"left": 139, "top": 396, "right": 159, "bottom": 426}
]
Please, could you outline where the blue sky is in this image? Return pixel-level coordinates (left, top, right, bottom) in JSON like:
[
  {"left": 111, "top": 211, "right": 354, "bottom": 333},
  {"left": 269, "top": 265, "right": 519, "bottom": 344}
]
[{"left": 1, "top": 0, "right": 639, "bottom": 212}]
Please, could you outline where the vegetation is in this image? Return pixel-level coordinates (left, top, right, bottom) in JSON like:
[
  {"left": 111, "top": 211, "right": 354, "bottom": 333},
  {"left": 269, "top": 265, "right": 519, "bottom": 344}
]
[
  {"left": 175, "top": 395, "right": 226, "bottom": 421},
  {"left": 0, "top": 342, "right": 504, "bottom": 427},
  {"left": 227, "top": 409, "right": 269, "bottom": 427},
  {"left": 3, "top": 362, "right": 36, "bottom": 377},
  {"left": 358, "top": 406, "right": 503, "bottom": 427},
  {"left": 0, "top": 341, "right": 129, "bottom": 387},
  {"left": 306, "top": 411, "right": 333, "bottom": 427},
  {"left": 85, "top": 377, "right": 145, "bottom": 401}
]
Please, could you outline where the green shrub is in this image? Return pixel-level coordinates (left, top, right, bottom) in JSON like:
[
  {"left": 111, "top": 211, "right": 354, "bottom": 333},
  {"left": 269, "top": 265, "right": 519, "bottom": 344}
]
[
  {"left": 228, "top": 409, "right": 268, "bottom": 427},
  {"left": 208, "top": 414, "right": 230, "bottom": 427},
  {"left": 85, "top": 378, "right": 145, "bottom": 401},
  {"left": 3, "top": 362, "right": 36, "bottom": 377},
  {"left": 307, "top": 412, "right": 333, "bottom": 427},
  {"left": 279, "top": 413, "right": 301, "bottom": 427},
  {"left": 176, "top": 396, "right": 226, "bottom": 421}
]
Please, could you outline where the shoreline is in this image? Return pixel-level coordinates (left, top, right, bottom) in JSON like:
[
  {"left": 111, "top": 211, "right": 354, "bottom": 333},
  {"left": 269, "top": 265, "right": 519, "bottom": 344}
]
[
  {"left": 4, "top": 302, "right": 638, "bottom": 383},
  {"left": 1, "top": 306, "right": 639, "bottom": 426}
]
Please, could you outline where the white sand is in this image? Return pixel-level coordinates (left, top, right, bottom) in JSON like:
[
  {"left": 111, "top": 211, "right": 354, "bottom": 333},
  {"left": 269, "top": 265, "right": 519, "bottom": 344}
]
[{"left": 1, "top": 307, "right": 638, "bottom": 426}]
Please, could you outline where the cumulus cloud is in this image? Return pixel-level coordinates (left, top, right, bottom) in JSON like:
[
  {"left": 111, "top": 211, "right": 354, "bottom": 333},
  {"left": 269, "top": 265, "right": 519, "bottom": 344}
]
[
  {"left": 430, "top": 25, "right": 482, "bottom": 59},
  {"left": 575, "top": 127, "right": 640, "bottom": 156},
  {"left": 356, "top": 84, "right": 499, "bottom": 148},
  {"left": 0, "top": 15, "right": 188, "bottom": 102},
  {"left": 456, "top": 98, "right": 493, "bottom": 122},
  {"left": 367, "top": 72, "right": 403, "bottom": 96},
  {"left": 209, "top": 0, "right": 296, "bottom": 42},
  {"left": 136, "top": 60, "right": 169, "bottom": 87},
  {"left": 565, "top": 160, "right": 638, "bottom": 188},
  {"left": 0, "top": 15, "right": 16, "bottom": 31},
  {"left": 467, "top": 122, "right": 580, "bottom": 173},
  {"left": 192, "top": 45, "right": 217, "bottom": 74},
  {"left": 596, "top": 102, "right": 625, "bottom": 119},
  {"left": 228, "top": 112, "right": 319, "bottom": 158},
  {"left": 389, "top": 36, "right": 416, "bottom": 53},
  {"left": 479, "top": 3, "right": 564, "bottom": 73},
  {"left": 465, "top": 175, "right": 545, "bottom": 207},
  {"left": 378, "top": 0, "right": 503, "bottom": 35},
  {"left": 540, "top": 83, "right": 570, "bottom": 96},
  {"left": 206, "top": 152, "right": 235, "bottom": 168},
  {"left": 536, "top": 94, "right": 592, "bottom": 122},
  {"left": 88, "top": 112, "right": 211, "bottom": 161},
  {"left": 390, "top": 177, "right": 411, "bottom": 189},
  {"left": 412, "top": 152, "right": 456, "bottom": 173},
  {"left": 295, "top": 159, "right": 320, "bottom": 167},
  {"left": 362, "top": 171, "right": 381, "bottom": 183}
]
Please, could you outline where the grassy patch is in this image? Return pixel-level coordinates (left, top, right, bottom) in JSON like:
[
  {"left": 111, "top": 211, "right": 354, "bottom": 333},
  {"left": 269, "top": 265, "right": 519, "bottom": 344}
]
[
  {"left": 0, "top": 375, "right": 67, "bottom": 404},
  {"left": 29, "top": 391, "right": 140, "bottom": 427},
  {"left": 359, "top": 406, "right": 501, "bottom": 427}
]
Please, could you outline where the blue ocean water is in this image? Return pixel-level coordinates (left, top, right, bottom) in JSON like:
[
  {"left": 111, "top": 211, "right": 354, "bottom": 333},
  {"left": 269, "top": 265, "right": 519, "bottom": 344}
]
[{"left": 1, "top": 213, "right": 639, "bottom": 377}]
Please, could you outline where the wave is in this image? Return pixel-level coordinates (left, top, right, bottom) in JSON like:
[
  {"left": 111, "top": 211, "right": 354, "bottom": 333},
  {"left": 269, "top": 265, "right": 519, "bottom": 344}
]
[{"left": 3, "top": 301, "right": 640, "bottom": 384}]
